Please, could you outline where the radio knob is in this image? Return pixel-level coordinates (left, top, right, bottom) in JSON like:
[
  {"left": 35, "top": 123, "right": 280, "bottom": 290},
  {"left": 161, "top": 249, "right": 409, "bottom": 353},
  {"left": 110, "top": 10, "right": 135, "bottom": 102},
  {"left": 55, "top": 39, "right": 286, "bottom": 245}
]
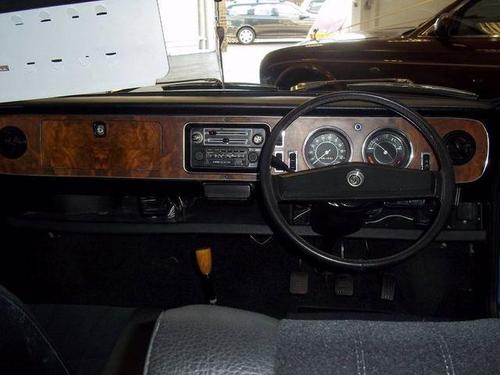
[
  {"left": 194, "top": 151, "right": 205, "bottom": 161},
  {"left": 248, "top": 151, "right": 259, "bottom": 163},
  {"left": 252, "top": 133, "right": 264, "bottom": 145},
  {"left": 192, "top": 132, "right": 203, "bottom": 144}
]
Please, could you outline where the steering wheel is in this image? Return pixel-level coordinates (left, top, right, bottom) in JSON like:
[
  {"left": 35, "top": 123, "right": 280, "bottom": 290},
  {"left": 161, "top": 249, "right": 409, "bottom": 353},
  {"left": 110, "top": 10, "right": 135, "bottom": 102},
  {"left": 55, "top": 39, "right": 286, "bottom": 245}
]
[{"left": 260, "top": 92, "right": 455, "bottom": 269}]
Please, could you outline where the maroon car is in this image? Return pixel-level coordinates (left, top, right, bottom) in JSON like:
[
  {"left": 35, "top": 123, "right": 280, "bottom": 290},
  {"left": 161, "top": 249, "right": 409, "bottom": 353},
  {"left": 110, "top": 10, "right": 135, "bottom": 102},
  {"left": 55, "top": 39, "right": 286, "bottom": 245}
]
[{"left": 260, "top": 0, "right": 500, "bottom": 97}]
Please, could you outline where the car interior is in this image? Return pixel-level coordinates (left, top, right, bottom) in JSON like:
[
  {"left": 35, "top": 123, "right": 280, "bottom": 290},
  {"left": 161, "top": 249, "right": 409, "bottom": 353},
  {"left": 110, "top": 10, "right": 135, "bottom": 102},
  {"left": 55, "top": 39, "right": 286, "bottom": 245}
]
[{"left": 0, "top": 0, "right": 499, "bottom": 374}]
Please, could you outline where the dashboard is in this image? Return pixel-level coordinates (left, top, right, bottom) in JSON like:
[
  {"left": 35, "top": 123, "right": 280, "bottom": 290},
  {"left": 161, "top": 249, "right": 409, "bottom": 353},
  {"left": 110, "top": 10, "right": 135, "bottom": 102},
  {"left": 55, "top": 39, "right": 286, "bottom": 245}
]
[{"left": 0, "top": 113, "right": 489, "bottom": 184}]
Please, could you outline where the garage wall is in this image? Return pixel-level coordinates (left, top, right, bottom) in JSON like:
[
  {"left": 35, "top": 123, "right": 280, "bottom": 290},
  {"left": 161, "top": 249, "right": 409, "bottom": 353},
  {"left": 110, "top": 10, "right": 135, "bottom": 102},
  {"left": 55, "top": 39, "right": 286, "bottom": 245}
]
[
  {"left": 158, "top": 0, "right": 216, "bottom": 56},
  {"left": 156, "top": 0, "right": 221, "bottom": 83},
  {"left": 352, "top": 0, "right": 454, "bottom": 31}
]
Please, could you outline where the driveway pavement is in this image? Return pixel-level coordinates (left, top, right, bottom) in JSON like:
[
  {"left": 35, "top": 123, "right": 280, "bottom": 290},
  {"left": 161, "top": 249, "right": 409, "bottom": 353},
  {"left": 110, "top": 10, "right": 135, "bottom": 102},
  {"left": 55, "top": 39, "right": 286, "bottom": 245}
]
[{"left": 160, "top": 41, "right": 296, "bottom": 84}]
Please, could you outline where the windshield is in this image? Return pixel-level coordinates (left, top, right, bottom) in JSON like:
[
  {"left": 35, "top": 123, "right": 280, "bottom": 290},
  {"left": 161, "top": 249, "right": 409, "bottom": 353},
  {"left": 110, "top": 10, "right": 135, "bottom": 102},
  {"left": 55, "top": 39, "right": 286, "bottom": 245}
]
[
  {"left": 4, "top": 0, "right": 500, "bottom": 100},
  {"left": 154, "top": 0, "right": 500, "bottom": 97}
]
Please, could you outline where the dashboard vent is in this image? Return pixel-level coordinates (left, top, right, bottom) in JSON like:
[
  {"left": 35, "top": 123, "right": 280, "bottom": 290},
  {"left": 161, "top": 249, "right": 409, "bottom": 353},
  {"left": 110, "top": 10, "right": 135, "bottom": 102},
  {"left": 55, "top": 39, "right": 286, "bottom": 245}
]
[
  {"left": 444, "top": 131, "right": 476, "bottom": 166},
  {"left": 0, "top": 126, "right": 27, "bottom": 159}
]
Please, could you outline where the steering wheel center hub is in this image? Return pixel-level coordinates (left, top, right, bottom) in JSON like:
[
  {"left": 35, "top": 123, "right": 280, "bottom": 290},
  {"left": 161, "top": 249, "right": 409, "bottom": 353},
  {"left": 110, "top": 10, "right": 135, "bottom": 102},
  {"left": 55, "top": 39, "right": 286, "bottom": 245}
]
[{"left": 346, "top": 169, "right": 365, "bottom": 188}]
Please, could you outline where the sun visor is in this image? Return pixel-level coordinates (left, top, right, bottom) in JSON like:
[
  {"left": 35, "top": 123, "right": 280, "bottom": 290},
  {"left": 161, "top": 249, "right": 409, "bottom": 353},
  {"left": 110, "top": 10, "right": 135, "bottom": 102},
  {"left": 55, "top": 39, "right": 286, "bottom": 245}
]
[{"left": 0, "top": 0, "right": 169, "bottom": 103}]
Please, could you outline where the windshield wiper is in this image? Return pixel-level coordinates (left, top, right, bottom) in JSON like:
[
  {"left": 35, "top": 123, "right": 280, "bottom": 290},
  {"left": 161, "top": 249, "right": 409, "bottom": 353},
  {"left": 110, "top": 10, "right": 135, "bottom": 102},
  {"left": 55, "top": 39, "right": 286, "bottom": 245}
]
[
  {"left": 108, "top": 79, "right": 225, "bottom": 94},
  {"left": 346, "top": 81, "right": 479, "bottom": 100},
  {"left": 290, "top": 78, "right": 413, "bottom": 92},
  {"left": 291, "top": 78, "right": 478, "bottom": 100},
  {"left": 159, "top": 79, "right": 277, "bottom": 91},
  {"left": 158, "top": 78, "right": 224, "bottom": 90},
  {"left": 110, "top": 79, "right": 277, "bottom": 94}
]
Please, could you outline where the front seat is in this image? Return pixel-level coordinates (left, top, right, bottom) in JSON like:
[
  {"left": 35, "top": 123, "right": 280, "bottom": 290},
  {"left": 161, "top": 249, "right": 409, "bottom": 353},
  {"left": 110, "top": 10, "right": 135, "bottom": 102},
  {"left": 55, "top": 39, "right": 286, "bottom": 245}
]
[
  {"left": 1, "top": 284, "right": 498, "bottom": 375},
  {"left": 0, "top": 285, "right": 159, "bottom": 375},
  {"left": 144, "top": 305, "right": 500, "bottom": 375},
  {"left": 0, "top": 285, "right": 69, "bottom": 375}
]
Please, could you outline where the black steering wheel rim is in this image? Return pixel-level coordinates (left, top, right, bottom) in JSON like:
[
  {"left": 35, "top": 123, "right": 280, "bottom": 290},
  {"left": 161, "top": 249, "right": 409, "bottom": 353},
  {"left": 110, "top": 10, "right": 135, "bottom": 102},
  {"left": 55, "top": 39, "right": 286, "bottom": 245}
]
[{"left": 260, "top": 91, "right": 455, "bottom": 270}]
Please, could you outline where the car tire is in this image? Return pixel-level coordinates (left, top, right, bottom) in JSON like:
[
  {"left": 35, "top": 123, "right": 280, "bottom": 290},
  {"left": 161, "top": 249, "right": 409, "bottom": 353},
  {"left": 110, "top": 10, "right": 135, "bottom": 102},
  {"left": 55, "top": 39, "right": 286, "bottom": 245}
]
[{"left": 237, "top": 27, "right": 256, "bottom": 45}]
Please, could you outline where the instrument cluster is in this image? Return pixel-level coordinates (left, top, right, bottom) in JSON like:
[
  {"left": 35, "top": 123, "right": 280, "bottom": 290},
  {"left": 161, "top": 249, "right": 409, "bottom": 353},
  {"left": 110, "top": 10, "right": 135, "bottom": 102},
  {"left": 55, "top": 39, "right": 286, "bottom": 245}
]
[{"left": 303, "top": 127, "right": 412, "bottom": 169}]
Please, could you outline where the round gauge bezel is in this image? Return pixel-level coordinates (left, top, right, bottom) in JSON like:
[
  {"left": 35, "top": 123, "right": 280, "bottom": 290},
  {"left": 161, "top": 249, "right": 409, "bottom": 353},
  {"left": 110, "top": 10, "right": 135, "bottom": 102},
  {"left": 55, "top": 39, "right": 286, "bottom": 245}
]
[
  {"left": 303, "top": 127, "right": 353, "bottom": 169},
  {"left": 362, "top": 128, "right": 413, "bottom": 168}
]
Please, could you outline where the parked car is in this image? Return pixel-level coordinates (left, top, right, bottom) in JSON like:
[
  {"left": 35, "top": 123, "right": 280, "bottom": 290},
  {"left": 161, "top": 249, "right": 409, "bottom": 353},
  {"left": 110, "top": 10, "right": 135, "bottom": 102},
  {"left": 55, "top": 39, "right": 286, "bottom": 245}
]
[
  {"left": 260, "top": 0, "right": 500, "bottom": 97},
  {"left": 227, "top": 1, "right": 314, "bottom": 44}
]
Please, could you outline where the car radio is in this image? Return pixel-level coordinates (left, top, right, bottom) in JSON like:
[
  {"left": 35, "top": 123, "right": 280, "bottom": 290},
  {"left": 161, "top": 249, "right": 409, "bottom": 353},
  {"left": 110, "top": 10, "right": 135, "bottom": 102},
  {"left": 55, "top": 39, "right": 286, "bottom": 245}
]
[{"left": 185, "top": 123, "right": 269, "bottom": 171}]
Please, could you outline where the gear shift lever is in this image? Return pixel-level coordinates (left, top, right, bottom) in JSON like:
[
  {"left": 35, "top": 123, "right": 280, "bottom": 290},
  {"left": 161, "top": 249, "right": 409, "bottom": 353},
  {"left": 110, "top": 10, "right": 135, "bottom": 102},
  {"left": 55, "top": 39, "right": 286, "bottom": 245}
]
[{"left": 195, "top": 247, "right": 217, "bottom": 304}]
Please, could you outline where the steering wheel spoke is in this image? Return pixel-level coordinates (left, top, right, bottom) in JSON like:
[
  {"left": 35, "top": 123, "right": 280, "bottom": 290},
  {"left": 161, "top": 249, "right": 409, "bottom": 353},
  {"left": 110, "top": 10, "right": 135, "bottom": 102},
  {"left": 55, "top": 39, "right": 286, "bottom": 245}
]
[{"left": 274, "top": 163, "right": 440, "bottom": 202}]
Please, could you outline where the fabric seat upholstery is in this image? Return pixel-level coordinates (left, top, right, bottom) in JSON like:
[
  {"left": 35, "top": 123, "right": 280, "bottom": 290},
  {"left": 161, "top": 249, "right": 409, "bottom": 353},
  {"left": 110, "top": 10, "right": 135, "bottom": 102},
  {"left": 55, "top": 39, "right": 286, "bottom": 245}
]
[{"left": 144, "top": 305, "right": 500, "bottom": 375}]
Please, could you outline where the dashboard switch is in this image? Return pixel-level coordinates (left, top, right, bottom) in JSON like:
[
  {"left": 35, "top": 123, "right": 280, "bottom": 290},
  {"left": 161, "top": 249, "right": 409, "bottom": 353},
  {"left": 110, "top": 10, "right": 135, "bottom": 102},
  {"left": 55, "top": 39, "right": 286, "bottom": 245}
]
[
  {"left": 289, "top": 151, "right": 297, "bottom": 171},
  {"left": 276, "top": 131, "right": 284, "bottom": 147},
  {"left": 421, "top": 153, "right": 431, "bottom": 170}
]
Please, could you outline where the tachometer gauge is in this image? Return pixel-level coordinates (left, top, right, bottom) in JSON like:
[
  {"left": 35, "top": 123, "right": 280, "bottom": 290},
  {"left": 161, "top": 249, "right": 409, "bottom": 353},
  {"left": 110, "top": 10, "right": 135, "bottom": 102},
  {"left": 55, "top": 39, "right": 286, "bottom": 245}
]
[
  {"left": 304, "top": 128, "right": 351, "bottom": 169},
  {"left": 364, "top": 129, "right": 411, "bottom": 168}
]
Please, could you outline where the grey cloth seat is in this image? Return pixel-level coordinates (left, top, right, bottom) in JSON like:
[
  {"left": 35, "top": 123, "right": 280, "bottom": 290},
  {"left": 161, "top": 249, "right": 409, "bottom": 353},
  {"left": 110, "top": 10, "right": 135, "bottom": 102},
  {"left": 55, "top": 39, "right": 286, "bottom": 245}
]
[{"left": 144, "top": 305, "right": 500, "bottom": 375}]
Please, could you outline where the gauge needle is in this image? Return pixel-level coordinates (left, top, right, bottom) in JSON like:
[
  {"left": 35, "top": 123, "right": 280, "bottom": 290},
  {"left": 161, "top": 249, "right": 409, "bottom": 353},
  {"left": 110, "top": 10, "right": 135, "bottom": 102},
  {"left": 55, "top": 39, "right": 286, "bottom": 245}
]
[
  {"left": 313, "top": 149, "right": 331, "bottom": 165},
  {"left": 374, "top": 142, "right": 391, "bottom": 156}
]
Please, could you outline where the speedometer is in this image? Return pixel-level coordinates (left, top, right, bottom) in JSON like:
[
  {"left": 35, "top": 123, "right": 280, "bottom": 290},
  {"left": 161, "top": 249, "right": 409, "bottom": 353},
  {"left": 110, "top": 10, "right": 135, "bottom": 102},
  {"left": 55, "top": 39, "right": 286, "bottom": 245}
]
[
  {"left": 364, "top": 129, "right": 411, "bottom": 168},
  {"left": 304, "top": 128, "right": 351, "bottom": 169}
]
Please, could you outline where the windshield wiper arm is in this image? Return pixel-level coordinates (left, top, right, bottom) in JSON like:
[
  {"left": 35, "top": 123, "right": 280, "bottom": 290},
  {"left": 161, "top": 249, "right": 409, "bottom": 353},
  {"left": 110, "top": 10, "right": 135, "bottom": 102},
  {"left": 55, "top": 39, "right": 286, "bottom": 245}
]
[
  {"left": 346, "top": 82, "right": 479, "bottom": 100},
  {"left": 290, "top": 78, "right": 413, "bottom": 92},
  {"left": 107, "top": 78, "right": 224, "bottom": 94},
  {"left": 158, "top": 78, "right": 224, "bottom": 90},
  {"left": 291, "top": 78, "right": 478, "bottom": 100}
]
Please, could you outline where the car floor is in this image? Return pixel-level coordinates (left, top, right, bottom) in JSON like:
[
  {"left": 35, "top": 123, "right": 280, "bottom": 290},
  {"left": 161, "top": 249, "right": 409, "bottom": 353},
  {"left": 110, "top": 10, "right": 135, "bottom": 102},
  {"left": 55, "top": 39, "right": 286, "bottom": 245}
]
[{"left": 1, "top": 230, "right": 490, "bottom": 320}]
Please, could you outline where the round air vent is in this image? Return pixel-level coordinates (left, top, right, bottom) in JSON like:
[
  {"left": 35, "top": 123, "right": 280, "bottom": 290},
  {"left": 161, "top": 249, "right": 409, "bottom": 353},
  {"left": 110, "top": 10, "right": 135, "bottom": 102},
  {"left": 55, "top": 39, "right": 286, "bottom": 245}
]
[
  {"left": 444, "top": 131, "right": 476, "bottom": 166},
  {"left": 0, "top": 126, "right": 28, "bottom": 159}
]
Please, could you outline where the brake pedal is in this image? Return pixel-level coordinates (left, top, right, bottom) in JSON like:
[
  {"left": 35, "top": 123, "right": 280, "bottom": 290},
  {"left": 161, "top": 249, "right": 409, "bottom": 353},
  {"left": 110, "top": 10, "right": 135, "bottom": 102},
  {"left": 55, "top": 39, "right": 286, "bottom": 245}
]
[
  {"left": 290, "top": 271, "right": 309, "bottom": 295},
  {"left": 335, "top": 274, "right": 354, "bottom": 296},
  {"left": 380, "top": 274, "right": 396, "bottom": 301}
]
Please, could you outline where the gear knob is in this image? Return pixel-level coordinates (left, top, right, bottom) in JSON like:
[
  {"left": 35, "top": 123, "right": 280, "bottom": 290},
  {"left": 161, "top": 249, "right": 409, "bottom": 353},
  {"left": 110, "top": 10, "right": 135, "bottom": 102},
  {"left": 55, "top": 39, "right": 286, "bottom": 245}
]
[
  {"left": 195, "top": 247, "right": 212, "bottom": 276},
  {"left": 195, "top": 247, "right": 217, "bottom": 304}
]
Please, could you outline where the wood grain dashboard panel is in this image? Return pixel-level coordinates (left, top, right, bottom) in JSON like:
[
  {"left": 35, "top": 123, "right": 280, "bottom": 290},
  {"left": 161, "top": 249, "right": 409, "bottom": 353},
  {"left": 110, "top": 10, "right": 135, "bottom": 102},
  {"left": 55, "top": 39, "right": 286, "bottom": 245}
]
[
  {"left": 41, "top": 119, "right": 161, "bottom": 177},
  {"left": 0, "top": 114, "right": 488, "bottom": 183}
]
